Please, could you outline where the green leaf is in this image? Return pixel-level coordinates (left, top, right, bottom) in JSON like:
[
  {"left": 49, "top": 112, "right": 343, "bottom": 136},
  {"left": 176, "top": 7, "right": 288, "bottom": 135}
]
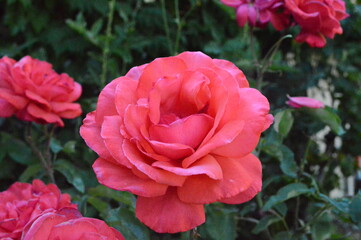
[
  {"left": 263, "top": 183, "right": 314, "bottom": 211},
  {"left": 88, "top": 185, "right": 136, "bottom": 209},
  {"left": 1, "top": 132, "right": 33, "bottom": 165},
  {"left": 252, "top": 215, "right": 281, "bottom": 234},
  {"left": 273, "top": 231, "right": 293, "bottom": 240},
  {"left": 50, "top": 138, "right": 63, "bottom": 154},
  {"left": 63, "top": 140, "right": 77, "bottom": 154},
  {"left": 203, "top": 204, "right": 238, "bottom": 240},
  {"left": 262, "top": 143, "right": 298, "bottom": 178},
  {"left": 318, "top": 193, "right": 348, "bottom": 214},
  {"left": 106, "top": 207, "right": 150, "bottom": 240},
  {"left": 349, "top": 192, "right": 361, "bottom": 225},
  {"left": 311, "top": 211, "right": 333, "bottom": 240},
  {"left": 274, "top": 109, "right": 294, "bottom": 137},
  {"left": 87, "top": 196, "right": 109, "bottom": 213},
  {"left": 19, "top": 163, "right": 43, "bottom": 182},
  {"left": 305, "top": 107, "right": 345, "bottom": 136},
  {"left": 54, "top": 159, "right": 85, "bottom": 193}
]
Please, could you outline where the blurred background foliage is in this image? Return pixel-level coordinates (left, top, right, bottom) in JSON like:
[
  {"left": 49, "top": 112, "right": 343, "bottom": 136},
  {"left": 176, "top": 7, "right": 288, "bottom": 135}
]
[{"left": 1, "top": 0, "right": 361, "bottom": 239}]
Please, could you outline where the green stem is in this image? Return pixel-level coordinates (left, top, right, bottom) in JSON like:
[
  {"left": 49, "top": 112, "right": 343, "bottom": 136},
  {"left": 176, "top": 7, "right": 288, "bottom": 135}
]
[
  {"left": 269, "top": 209, "right": 290, "bottom": 232},
  {"left": 174, "top": 0, "right": 181, "bottom": 55},
  {"left": 25, "top": 124, "right": 55, "bottom": 183},
  {"left": 100, "top": 0, "right": 116, "bottom": 88},
  {"left": 161, "top": 0, "right": 173, "bottom": 55}
]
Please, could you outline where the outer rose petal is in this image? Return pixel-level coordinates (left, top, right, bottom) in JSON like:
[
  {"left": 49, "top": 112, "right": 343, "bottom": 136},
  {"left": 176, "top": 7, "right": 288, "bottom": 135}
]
[
  {"left": 95, "top": 78, "right": 122, "bottom": 123},
  {"left": 212, "top": 59, "right": 249, "bottom": 88},
  {"left": 0, "top": 100, "right": 16, "bottom": 117},
  {"left": 136, "top": 188, "right": 205, "bottom": 233},
  {"left": 93, "top": 158, "right": 168, "bottom": 197},
  {"left": 295, "top": 31, "right": 327, "bottom": 48},
  {"left": 80, "top": 111, "right": 112, "bottom": 160},
  {"left": 177, "top": 155, "right": 256, "bottom": 204},
  {"left": 26, "top": 103, "right": 63, "bottom": 126},
  {"left": 219, "top": 154, "right": 262, "bottom": 204}
]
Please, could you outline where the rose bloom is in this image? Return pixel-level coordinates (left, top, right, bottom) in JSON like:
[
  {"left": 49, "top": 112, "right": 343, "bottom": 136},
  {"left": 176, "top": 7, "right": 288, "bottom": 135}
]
[
  {"left": 0, "top": 180, "right": 77, "bottom": 239},
  {"left": 21, "top": 208, "right": 125, "bottom": 240},
  {"left": 80, "top": 51, "right": 273, "bottom": 233},
  {"left": 221, "top": 0, "right": 291, "bottom": 30},
  {"left": 0, "top": 56, "right": 82, "bottom": 127},
  {"left": 285, "top": 0, "right": 349, "bottom": 47},
  {"left": 286, "top": 95, "right": 325, "bottom": 108}
]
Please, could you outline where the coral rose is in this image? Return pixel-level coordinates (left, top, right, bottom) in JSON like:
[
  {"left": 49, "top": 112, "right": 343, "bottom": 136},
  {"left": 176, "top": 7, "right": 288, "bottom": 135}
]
[
  {"left": 80, "top": 51, "right": 273, "bottom": 233},
  {"left": 0, "top": 180, "right": 77, "bottom": 240},
  {"left": 21, "top": 208, "right": 125, "bottom": 240},
  {"left": 285, "top": 0, "right": 349, "bottom": 47},
  {"left": 0, "top": 56, "right": 82, "bottom": 126},
  {"left": 286, "top": 95, "right": 325, "bottom": 108}
]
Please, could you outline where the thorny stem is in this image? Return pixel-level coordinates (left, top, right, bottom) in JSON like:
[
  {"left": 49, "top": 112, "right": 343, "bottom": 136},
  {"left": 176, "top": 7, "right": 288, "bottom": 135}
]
[
  {"left": 100, "top": 0, "right": 116, "bottom": 88},
  {"left": 25, "top": 124, "right": 55, "bottom": 183}
]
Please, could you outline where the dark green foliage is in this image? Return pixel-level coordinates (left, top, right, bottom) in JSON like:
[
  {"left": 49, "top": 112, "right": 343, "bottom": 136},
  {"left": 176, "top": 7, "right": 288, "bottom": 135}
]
[{"left": 1, "top": 0, "right": 361, "bottom": 239}]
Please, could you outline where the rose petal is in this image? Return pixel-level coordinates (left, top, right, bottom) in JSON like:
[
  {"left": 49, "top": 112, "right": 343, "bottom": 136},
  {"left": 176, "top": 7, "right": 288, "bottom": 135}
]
[
  {"left": 114, "top": 77, "right": 138, "bottom": 116},
  {"left": 137, "top": 57, "right": 187, "bottom": 98},
  {"left": 149, "top": 114, "right": 214, "bottom": 149},
  {"left": 51, "top": 102, "right": 82, "bottom": 118},
  {"left": 122, "top": 140, "right": 186, "bottom": 186},
  {"left": 178, "top": 154, "right": 258, "bottom": 204},
  {"left": 93, "top": 158, "right": 168, "bottom": 197},
  {"left": 152, "top": 154, "right": 223, "bottom": 180},
  {"left": 26, "top": 103, "right": 63, "bottom": 126},
  {"left": 182, "top": 119, "right": 244, "bottom": 168},
  {"left": 80, "top": 111, "right": 113, "bottom": 160},
  {"left": 101, "top": 116, "right": 132, "bottom": 168},
  {"left": 136, "top": 187, "right": 205, "bottom": 233},
  {"left": 95, "top": 78, "right": 122, "bottom": 123},
  {"left": 220, "top": 154, "right": 262, "bottom": 204}
]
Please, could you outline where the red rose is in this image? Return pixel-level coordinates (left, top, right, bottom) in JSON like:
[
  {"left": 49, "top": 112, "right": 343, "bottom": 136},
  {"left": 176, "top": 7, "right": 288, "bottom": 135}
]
[
  {"left": 285, "top": 0, "right": 349, "bottom": 47},
  {"left": 0, "top": 180, "right": 77, "bottom": 239},
  {"left": 0, "top": 56, "right": 82, "bottom": 126},
  {"left": 21, "top": 208, "right": 125, "bottom": 240},
  {"left": 80, "top": 51, "right": 273, "bottom": 233}
]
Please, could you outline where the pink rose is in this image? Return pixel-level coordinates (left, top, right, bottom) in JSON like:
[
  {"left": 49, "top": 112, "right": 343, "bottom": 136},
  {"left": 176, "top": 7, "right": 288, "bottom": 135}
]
[
  {"left": 0, "top": 180, "right": 77, "bottom": 240},
  {"left": 80, "top": 51, "right": 273, "bottom": 233},
  {"left": 286, "top": 95, "right": 325, "bottom": 108},
  {"left": 221, "top": 0, "right": 291, "bottom": 30},
  {"left": 285, "top": 0, "right": 349, "bottom": 47},
  {"left": 0, "top": 56, "right": 82, "bottom": 126},
  {"left": 21, "top": 208, "right": 124, "bottom": 240}
]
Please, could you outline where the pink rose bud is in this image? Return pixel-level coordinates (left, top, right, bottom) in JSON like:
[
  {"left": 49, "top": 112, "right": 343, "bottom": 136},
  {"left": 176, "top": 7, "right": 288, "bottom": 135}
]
[{"left": 286, "top": 95, "right": 325, "bottom": 109}]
